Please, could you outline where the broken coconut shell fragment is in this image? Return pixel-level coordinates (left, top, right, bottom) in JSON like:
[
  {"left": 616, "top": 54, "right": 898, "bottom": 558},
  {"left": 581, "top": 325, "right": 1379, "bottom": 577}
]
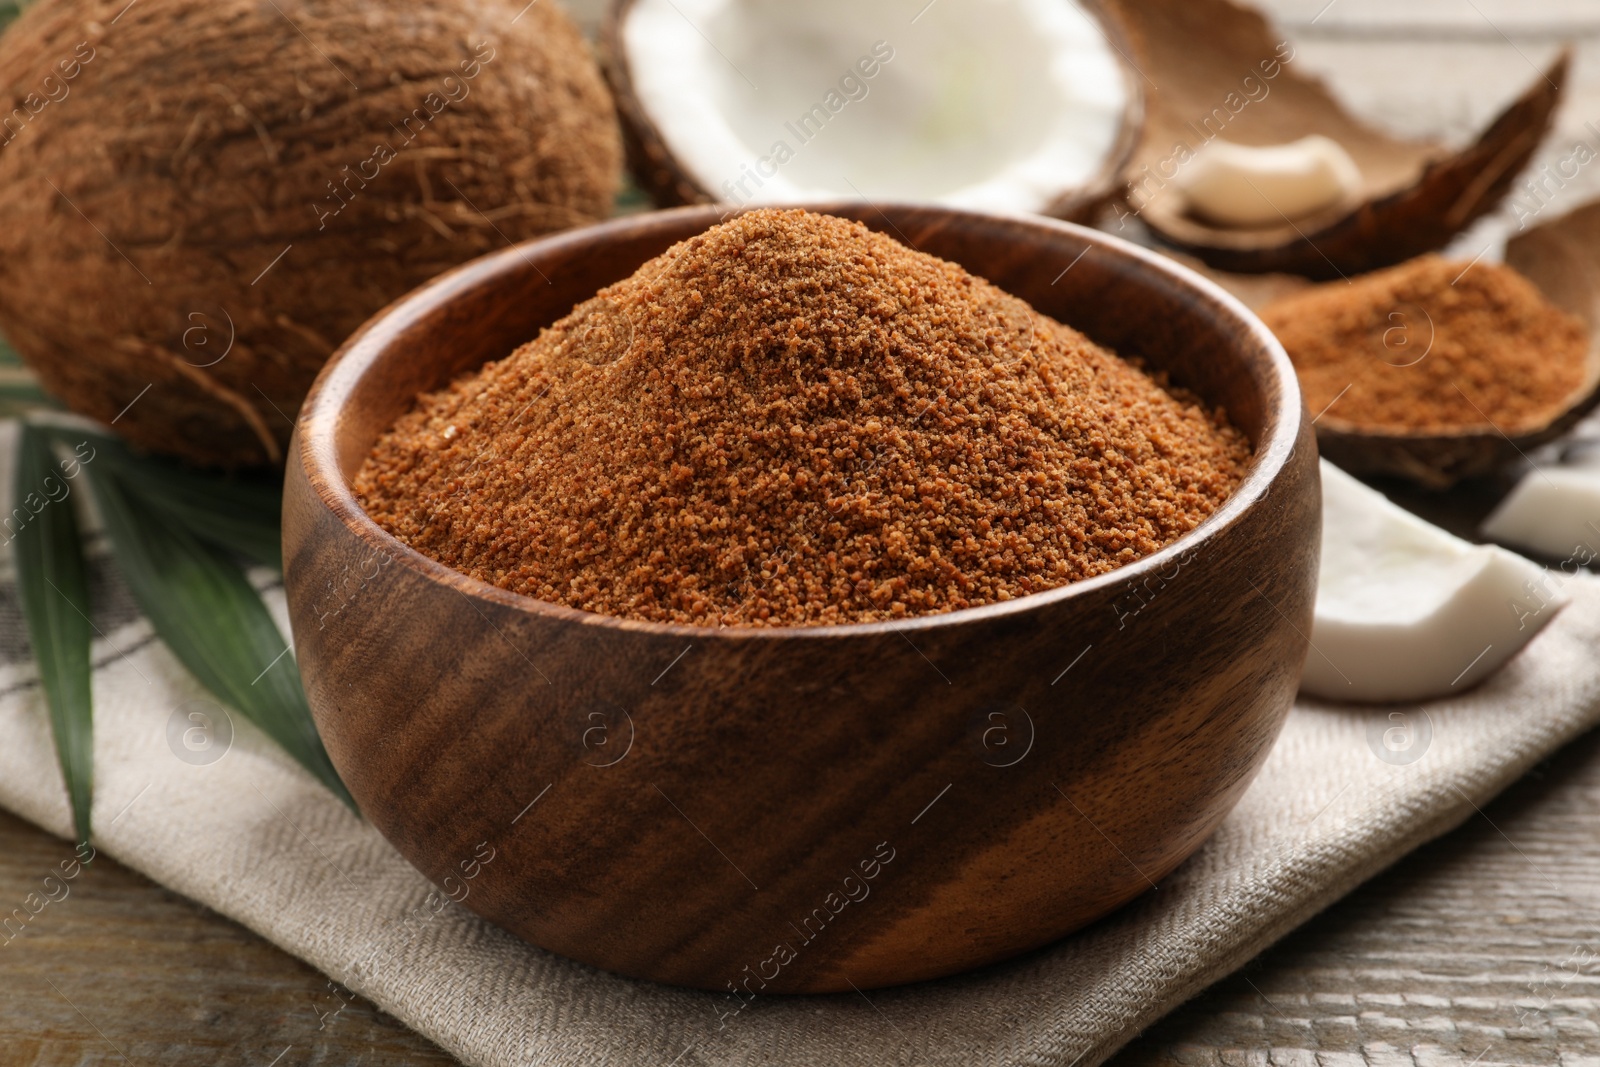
[
  {"left": 1111, "top": 0, "right": 1568, "bottom": 279},
  {"left": 1347, "top": 202, "right": 1600, "bottom": 487},
  {"left": 0, "top": 0, "right": 621, "bottom": 468},
  {"left": 1269, "top": 257, "right": 1600, "bottom": 490},
  {"left": 602, "top": 0, "right": 1143, "bottom": 222},
  {"left": 1229, "top": 203, "right": 1600, "bottom": 491}
]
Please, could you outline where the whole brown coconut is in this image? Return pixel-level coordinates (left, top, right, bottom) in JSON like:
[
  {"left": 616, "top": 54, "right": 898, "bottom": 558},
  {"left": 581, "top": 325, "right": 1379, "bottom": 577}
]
[{"left": 0, "top": 0, "right": 620, "bottom": 467}]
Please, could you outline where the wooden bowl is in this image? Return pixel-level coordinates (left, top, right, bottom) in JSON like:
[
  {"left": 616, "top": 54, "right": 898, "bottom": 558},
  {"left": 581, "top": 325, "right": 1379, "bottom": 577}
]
[{"left": 283, "top": 204, "right": 1320, "bottom": 993}]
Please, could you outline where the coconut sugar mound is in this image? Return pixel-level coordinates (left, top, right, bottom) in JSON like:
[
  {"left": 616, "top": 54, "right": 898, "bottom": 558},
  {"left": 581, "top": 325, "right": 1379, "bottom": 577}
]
[
  {"left": 356, "top": 209, "right": 1252, "bottom": 627},
  {"left": 1261, "top": 255, "right": 1590, "bottom": 433}
]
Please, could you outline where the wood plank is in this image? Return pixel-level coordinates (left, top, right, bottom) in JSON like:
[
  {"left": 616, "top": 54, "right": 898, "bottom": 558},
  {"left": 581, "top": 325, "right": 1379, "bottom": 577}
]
[
  {"left": 1266, "top": 0, "right": 1600, "bottom": 36},
  {"left": 1109, "top": 725, "right": 1600, "bottom": 1067},
  {"left": 0, "top": 808, "right": 454, "bottom": 1066}
]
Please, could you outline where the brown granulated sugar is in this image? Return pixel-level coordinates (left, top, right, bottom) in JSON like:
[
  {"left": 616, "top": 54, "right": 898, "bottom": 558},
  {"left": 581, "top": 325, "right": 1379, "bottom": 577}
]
[
  {"left": 355, "top": 209, "right": 1252, "bottom": 627},
  {"left": 1260, "top": 254, "right": 1590, "bottom": 433}
]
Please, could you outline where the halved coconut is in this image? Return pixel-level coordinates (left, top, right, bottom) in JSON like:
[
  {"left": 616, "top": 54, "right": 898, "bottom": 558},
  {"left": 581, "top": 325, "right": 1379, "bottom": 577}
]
[
  {"left": 603, "top": 0, "right": 1142, "bottom": 221},
  {"left": 1111, "top": 0, "right": 1568, "bottom": 278},
  {"left": 0, "top": 0, "right": 620, "bottom": 469}
]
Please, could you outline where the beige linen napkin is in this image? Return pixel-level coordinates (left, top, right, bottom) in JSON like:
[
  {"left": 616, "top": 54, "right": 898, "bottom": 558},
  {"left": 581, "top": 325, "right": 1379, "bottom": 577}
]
[{"left": 3, "top": 443, "right": 1599, "bottom": 1067}]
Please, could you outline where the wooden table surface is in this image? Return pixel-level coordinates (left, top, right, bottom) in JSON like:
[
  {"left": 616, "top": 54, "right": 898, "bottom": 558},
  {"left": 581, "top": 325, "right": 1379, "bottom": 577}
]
[{"left": 9, "top": 2, "right": 1600, "bottom": 1065}]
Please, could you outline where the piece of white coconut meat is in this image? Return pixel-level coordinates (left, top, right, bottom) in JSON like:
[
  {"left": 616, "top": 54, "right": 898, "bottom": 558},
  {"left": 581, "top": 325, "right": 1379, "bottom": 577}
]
[
  {"left": 1303, "top": 461, "right": 1565, "bottom": 704},
  {"left": 1482, "top": 462, "right": 1600, "bottom": 563},
  {"left": 622, "top": 0, "right": 1130, "bottom": 211}
]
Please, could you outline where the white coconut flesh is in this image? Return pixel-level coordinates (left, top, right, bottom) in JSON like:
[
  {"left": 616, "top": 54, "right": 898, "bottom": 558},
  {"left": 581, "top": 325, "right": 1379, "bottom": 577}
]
[
  {"left": 1302, "top": 461, "right": 1565, "bottom": 704},
  {"left": 1482, "top": 463, "right": 1600, "bottom": 562},
  {"left": 622, "top": 0, "right": 1130, "bottom": 211}
]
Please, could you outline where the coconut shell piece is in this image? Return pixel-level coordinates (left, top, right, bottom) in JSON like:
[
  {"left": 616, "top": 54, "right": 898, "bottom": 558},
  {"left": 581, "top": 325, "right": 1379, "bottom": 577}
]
[
  {"left": 600, "top": 0, "right": 1144, "bottom": 224},
  {"left": 0, "top": 0, "right": 621, "bottom": 468},
  {"left": 1192, "top": 206, "right": 1600, "bottom": 491},
  {"left": 1110, "top": 0, "right": 1568, "bottom": 279},
  {"left": 1304, "top": 204, "right": 1600, "bottom": 489},
  {"left": 1311, "top": 372, "right": 1600, "bottom": 493},
  {"left": 1170, "top": 204, "right": 1600, "bottom": 489},
  {"left": 603, "top": 0, "right": 705, "bottom": 212}
]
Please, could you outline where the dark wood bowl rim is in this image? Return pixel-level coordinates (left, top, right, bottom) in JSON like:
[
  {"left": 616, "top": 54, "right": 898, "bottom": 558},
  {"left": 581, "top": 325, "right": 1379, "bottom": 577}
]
[{"left": 294, "top": 203, "right": 1303, "bottom": 642}]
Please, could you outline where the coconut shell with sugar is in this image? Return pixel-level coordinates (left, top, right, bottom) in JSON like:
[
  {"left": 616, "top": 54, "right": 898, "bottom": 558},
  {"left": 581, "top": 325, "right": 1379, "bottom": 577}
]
[
  {"left": 0, "top": 0, "right": 621, "bottom": 468},
  {"left": 1110, "top": 0, "right": 1567, "bottom": 279},
  {"left": 1179, "top": 209, "right": 1600, "bottom": 490}
]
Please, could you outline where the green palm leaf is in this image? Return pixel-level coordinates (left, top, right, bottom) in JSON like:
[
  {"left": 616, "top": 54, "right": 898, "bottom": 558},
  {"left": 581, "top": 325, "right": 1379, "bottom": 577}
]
[
  {"left": 0, "top": 0, "right": 29, "bottom": 31},
  {"left": 80, "top": 430, "right": 283, "bottom": 570},
  {"left": 85, "top": 460, "right": 354, "bottom": 809},
  {"left": 12, "top": 425, "right": 94, "bottom": 844},
  {"left": 0, "top": 382, "right": 56, "bottom": 419},
  {"left": 0, "top": 337, "right": 59, "bottom": 418}
]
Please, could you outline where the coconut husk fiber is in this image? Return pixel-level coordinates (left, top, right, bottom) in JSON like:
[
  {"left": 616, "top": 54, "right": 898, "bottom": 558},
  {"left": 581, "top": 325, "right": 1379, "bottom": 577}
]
[
  {"left": 0, "top": 0, "right": 621, "bottom": 468},
  {"left": 1109, "top": 0, "right": 1567, "bottom": 278}
]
